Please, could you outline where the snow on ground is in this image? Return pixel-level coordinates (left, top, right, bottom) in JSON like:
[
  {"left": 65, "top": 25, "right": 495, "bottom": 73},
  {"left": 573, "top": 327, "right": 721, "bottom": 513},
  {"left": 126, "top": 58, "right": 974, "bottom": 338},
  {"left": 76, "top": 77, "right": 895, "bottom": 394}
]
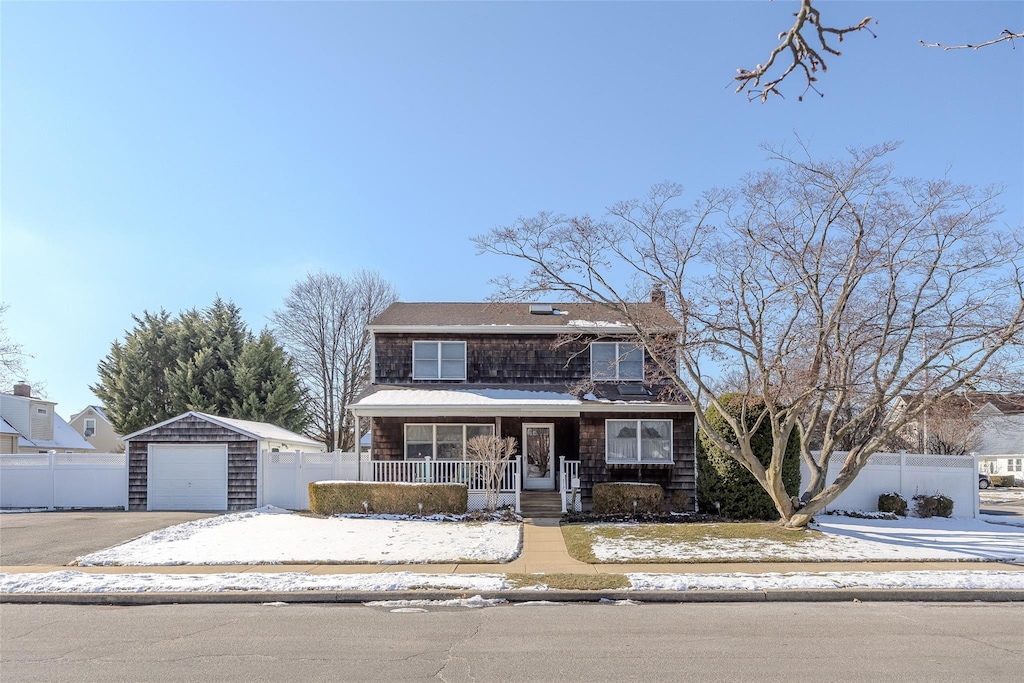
[
  {"left": 366, "top": 596, "right": 505, "bottom": 608},
  {"left": 980, "top": 489, "right": 1024, "bottom": 504},
  {"left": 2, "top": 569, "right": 1023, "bottom": 594},
  {"left": 0, "top": 508, "right": 49, "bottom": 514},
  {"left": 588, "top": 516, "right": 1024, "bottom": 563},
  {"left": 0, "top": 571, "right": 509, "bottom": 593},
  {"left": 76, "top": 506, "right": 521, "bottom": 566},
  {"left": 979, "top": 514, "right": 1024, "bottom": 527},
  {"left": 627, "top": 570, "right": 1024, "bottom": 591}
]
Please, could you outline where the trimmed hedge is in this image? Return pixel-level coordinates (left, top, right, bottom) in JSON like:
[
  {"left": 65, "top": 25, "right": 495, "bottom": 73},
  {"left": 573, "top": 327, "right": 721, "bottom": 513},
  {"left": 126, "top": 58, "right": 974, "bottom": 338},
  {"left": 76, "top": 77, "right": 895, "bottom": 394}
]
[
  {"left": 696, "top": 394, "right": 800, "bottom": 520},
  {"left": 308, "top": 481, "right": 468, "bottom": 516},
  {"left": 913, "top": 493, "right": 954, "bottom": 518},
  {"left": 878, "top": 492, "right": 908, "bottom": 516},
  {"left": 990, "top": 474, "right": 1017, "bottom": 488},
  {"left": 593, "top": 482, "right": 665, "bottom": 514}
]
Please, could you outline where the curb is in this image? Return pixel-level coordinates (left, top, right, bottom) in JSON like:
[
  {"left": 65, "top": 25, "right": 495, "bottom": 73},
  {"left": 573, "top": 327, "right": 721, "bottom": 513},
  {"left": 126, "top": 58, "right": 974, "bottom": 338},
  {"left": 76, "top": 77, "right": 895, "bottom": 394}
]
[{"left": 3, "top": 589, "right": 1024, "bottom": 606}]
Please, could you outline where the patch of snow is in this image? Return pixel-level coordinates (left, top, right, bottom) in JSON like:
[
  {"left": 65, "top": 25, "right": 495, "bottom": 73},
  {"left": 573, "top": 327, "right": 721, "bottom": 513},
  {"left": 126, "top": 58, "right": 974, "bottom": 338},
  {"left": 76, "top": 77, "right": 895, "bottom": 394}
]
[
  {"left": 627, "top": 570, "right": 1024, "bottom": 591},
  {"left": 0, "top": 508, "right": 49, "bottom": 514},
  {"left": 566, "top": 320, "right": 629, "bottom": 328},
  {"left": 588, "top": 515, "right": 1024, "bottom": 563},
  {"left": 979, "top": 514, "right": 1024, "bottom": 528},
  {"left": 598, "top": 598, "right": 641, "bottom": 605},
  {"left": 314, "top": 480, "right": 465, "bottom": 488},
  {"left": 75, "top": 508, "right": 522, "bottom": 566},
  {"left": 607, "top": 482, "right": 662, "bottom": 487},
  {"left": 366, "top": 596, "right": 505, "bottom": 608},
  {"left": 980, "top": 489, "right": 1024, "bottom": 503},
  {"left": 0, "top": 571, "right": 509, "bottom": 594}
]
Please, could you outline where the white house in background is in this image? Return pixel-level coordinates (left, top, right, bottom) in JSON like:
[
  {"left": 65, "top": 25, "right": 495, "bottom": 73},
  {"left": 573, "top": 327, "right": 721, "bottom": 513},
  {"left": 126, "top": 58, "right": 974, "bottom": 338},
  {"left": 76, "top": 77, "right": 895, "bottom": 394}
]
[
  {"left": 0, "top": 383, "right": 94, "bottom": 454},
  {"left": 68, "top": 405, "right": 123, "bottom": 452},
  {"left": 975, "top": 412, "right": 1024, "bottom": 477}
]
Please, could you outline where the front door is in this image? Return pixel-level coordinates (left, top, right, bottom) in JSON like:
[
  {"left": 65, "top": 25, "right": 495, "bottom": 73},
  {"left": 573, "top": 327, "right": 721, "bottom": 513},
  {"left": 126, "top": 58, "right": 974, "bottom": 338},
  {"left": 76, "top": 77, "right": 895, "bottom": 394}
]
[{"left": 523, "top": 423, "right": 555, "bottom": 490}]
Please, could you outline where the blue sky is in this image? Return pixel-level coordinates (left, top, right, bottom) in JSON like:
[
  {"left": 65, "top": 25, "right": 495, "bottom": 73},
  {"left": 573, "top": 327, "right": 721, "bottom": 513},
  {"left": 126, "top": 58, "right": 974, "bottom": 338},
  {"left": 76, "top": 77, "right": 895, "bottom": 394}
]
[{"left": 2, "top": 1, "right": 1022, "bottom": 416}]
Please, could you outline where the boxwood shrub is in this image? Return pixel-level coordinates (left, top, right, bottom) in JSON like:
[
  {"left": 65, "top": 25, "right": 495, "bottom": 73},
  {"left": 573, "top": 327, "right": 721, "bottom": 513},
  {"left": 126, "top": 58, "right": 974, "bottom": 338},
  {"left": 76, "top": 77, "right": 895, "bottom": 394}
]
[
  {"left": 308, "top": 481, "right": 469, "bottom": 516},
  {"left": 877, "top": 492, "right": 908, "bottom": 516},
  {"left": 912, "top": 493, "right": 954, "bottom": 518},
  {"left": 696, "top": 394, "right": 800, "bottom": 520},
  {"left": 592, "top": 482, "right": 664, "bottom": 514}
]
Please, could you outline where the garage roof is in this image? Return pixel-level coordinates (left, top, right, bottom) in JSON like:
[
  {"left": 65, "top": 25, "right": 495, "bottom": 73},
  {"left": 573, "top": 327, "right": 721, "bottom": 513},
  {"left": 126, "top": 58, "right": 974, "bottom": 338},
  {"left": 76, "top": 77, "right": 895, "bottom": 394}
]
[{"left": 121, "top": 411, "right": 321, "bottom": 447}]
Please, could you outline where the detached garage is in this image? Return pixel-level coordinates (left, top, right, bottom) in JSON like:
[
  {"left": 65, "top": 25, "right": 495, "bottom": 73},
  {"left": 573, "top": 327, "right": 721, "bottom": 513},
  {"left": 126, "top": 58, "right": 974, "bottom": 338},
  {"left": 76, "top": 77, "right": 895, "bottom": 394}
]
[{"left": 123, "top": 412, "right": 322, "bottom": 511}]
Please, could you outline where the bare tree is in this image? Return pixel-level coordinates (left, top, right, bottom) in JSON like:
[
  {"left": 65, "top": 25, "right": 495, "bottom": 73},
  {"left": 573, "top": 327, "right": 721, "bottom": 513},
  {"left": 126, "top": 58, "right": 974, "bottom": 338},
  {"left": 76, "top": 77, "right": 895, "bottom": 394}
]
[
  {"left": 272, "top": 270, "right": 397, "bottom": 451},
  {"left": 0, "top": 304, "right": 29, "bottom": 389},
  {"left": 466, "top": 435, "right": 518, "bottom": 511},
  {"left": 474, "top": 142, "right": 1024, "bottom": 528},
  {"left": 737, "top": 1, "right": 1020, "bottom": 102}
]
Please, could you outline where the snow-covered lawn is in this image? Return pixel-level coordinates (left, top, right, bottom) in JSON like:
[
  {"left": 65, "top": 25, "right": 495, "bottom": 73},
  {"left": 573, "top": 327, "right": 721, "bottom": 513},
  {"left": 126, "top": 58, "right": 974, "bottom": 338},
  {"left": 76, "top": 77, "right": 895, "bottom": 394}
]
[
  {"left": 76, "top": 507, "right": 521, "bottom": 566},
  {"left": 2, "top": 569, "right": 1022, "bottom": 594},
  {"left": 581, "top": 516, "right": 1024, "bottom": 563},
  {"left": 980, "top": 489, "right": 1024, "bottom": 504}
]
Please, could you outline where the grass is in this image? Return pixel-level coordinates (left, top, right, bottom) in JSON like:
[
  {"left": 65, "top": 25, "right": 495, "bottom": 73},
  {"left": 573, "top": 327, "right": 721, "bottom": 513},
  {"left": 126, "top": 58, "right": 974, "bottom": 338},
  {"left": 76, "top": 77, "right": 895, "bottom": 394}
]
[
  {"left": 505, "top": 573, "right": 631, "bottom": 590},
  {"left": 561, "top": 522, "right": 821, "bottom": 564}
]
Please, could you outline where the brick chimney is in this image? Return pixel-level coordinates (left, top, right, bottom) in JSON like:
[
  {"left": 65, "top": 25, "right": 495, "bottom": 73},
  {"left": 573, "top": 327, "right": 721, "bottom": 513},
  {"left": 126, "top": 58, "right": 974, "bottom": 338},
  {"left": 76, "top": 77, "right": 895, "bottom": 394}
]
[
  {"left": 12, "top": 382, "right": 31, "bottom": 398},
  {"left": 650, "top": 286, "right": 666, "bottom": 307}
]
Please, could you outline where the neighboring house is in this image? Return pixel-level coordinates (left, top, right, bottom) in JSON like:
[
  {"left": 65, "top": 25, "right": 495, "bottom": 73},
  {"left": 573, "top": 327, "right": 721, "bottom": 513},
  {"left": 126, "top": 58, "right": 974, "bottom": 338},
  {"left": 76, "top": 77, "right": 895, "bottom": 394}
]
[
  {"left": 348, "top": 297, "right": 696, "bottom": 509},
  {"left": 975, "top": 411, "right": 1024, "bottom": 478},
  {"left": 68, "top": 405, "right": 123, "bottom": 452},
  {"left": 0, "top": 383, "right": 94, "bottom": 454},
  {"left": 121, "top": 411, "right": 325, "bottom": 511}
]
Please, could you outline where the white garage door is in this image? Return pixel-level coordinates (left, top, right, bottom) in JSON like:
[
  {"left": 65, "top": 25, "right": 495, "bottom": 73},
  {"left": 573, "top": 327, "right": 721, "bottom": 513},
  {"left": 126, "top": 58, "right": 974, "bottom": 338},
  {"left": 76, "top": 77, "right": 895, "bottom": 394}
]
[{"left": 148, "top": 444, "right": 228, "bottom": 511}]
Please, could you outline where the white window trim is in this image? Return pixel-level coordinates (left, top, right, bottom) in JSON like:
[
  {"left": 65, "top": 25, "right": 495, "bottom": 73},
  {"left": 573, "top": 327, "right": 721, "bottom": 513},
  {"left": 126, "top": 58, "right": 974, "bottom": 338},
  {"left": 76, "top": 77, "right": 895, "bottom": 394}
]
[
  {"left": 604, "top": 418, "right": 673, "bottom": 464},
  {"left": 84, "top": 418, "right": 97, "bottom": 437},
  {"left": 590, "top": 341, "right": 644, "bottom": 381},
  {"left": 412, "top": 341, "right": 467, "bottom": 381},
  {"left": 403, "top": 423, "right": 495, "bottom": 460}
]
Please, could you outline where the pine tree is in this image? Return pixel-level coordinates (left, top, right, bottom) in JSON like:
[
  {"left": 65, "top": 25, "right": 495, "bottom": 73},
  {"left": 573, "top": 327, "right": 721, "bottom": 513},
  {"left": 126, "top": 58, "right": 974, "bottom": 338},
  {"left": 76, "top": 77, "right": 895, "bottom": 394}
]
[{"left": 231, "top": 330, "right": 308, "bottom": 433}]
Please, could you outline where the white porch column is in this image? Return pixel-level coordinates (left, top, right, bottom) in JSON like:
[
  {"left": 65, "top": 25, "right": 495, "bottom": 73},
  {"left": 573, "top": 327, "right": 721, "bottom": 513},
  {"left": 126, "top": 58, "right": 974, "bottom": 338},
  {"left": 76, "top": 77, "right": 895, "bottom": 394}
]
[{"left": 353, "top": 412, "right": 361, "bottom": 481}]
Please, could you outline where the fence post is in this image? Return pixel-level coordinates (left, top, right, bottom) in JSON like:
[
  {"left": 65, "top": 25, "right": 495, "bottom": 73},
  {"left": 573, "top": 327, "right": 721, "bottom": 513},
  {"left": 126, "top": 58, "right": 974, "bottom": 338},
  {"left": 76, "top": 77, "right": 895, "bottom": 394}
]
[
  {"left": 972, "top": 451, "right": 980, "bottom": 519},
  {"left": 898, "top": 450, "right": 906, "bottom": 499},
  {"left": 515, "top": 455, "right": 522, "bottom": 513},
  {"left": 48, "top": 450, "right": 56, "bottom": 510}
]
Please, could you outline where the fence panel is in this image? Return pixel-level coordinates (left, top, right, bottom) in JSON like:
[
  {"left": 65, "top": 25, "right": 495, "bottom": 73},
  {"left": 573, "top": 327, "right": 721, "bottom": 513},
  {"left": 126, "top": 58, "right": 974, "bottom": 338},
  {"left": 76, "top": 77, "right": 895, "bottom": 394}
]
[
  {"left": 1, "top": 452, "right": 127, "bottom": 510},
  {"left": 260, "top": 451, "right": 356, "bottom": 510},
  {"left": 802, "top": 451, "right": 979, "bottom": 518}
]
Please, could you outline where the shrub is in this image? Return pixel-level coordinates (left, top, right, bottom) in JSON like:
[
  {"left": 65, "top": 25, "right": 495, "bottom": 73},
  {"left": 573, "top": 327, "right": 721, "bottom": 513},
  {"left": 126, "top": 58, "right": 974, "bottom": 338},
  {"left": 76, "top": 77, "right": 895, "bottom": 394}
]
[
  {"left": 990, "top": 474, "right": 1016, "bottom": 488},
  {"left": 878, "top": 492, "right": 908, "bottom": 516},
  {"left": 308, "top": 481, "right": 468, "bottom": 516},
  {"left": 592, "top": 482, "right": 664, "bottom": 514},
  {"left": 696, "top": 394, "right": 800, "bottom": 520},
  {"left": 913, "top": 493, "right": 954, "bottom": 518},
  {"left": 668, "top": 491, "right": 692, "bottom": 513}
]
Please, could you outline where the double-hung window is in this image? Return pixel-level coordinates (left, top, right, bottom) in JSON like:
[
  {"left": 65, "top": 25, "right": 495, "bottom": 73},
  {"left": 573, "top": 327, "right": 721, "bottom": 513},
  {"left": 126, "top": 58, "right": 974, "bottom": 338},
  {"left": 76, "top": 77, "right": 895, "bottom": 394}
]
[
  {"left": 606, "top": 419, "right": 672, "bottom": 463},
  {"left": 591, "top": 342, "right": 644, "bottom": 381},
  {"left": 405, "top": 424, "right": 495, "bottom": 460},
  {"left": 84, "top": 418, "right": 96, "bottom": 437},
  {"left": 413, "top": 341, "right": 466, "bottom": 380}
]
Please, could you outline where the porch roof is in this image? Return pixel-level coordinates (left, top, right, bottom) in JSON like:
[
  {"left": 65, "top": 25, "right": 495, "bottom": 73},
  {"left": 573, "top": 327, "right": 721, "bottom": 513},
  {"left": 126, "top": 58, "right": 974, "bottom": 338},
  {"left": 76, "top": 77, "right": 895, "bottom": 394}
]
[{"left": 349, "top": 384, "right": 691, "bottom": 417}]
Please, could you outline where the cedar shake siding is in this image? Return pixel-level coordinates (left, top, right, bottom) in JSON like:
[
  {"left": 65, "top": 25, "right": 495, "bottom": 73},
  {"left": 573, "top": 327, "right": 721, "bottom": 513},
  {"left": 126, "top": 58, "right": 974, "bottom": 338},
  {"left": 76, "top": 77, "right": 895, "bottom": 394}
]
[
  {"left": 127, "top": 415, "right": 257, "bottom": 511},
  {"left": 578, "top": 411, "right": 695, "bottom": 510},
  {"left": 375, "top": 333, "right": 662, "bottom": 385}
]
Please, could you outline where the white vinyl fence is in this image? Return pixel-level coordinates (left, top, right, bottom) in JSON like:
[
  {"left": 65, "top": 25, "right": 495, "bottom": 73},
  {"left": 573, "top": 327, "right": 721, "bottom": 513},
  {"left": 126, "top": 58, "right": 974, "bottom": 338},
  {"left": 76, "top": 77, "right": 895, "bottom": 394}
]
[
  {"left": 0, "top": 452, "right": 128, "bottom": 510},
  {"left": 261, "top": 451, "right": 522, "bottom": 512},
  {"left": 802, "top": 451, "right": 980, "bottom": 518}
]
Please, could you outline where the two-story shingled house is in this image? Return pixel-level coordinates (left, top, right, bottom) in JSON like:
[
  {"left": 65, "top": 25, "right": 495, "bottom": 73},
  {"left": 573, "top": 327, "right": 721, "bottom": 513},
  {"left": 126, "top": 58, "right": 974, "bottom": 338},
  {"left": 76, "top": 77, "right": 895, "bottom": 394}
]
[{"left": 349, "top": 296, "right": 696, "bottom": 510}]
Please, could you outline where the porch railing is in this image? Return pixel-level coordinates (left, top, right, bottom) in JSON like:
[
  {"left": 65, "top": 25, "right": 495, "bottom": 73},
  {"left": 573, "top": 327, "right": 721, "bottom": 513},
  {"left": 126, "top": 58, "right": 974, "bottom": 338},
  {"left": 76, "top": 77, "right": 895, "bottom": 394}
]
[
  {"left": 560, "top": 459, "right": 581, "bottom": 513},
  {"left": 369, "top": 456, "right": 521, "bottom": 512}
]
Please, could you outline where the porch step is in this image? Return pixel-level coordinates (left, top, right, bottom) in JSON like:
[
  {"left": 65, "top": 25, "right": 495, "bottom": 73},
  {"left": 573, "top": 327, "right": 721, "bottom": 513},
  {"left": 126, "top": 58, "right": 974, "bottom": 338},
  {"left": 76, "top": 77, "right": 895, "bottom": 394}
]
[{"left": 519, "top": 491, "right": 563, "bottom": 517}]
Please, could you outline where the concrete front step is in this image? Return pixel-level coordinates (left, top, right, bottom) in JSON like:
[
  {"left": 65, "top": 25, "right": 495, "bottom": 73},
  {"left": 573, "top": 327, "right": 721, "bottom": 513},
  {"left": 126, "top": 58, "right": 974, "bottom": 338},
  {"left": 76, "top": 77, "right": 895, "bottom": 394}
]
[{"left": 520, "top": 492, "right": 564, "bottom": 516}]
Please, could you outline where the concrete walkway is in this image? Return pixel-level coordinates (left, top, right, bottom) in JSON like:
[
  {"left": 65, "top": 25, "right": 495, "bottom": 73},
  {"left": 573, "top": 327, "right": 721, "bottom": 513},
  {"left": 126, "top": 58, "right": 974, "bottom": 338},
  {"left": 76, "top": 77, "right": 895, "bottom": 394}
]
[{"left": 2, "top": 517, "right": 1023, "bottom": 576}]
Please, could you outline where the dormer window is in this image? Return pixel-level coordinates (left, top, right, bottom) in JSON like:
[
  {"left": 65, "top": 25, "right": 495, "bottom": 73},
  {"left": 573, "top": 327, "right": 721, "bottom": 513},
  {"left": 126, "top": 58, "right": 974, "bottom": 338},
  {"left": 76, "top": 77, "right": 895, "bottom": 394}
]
[
  {"left": 591, "top": 342, "right": 643, "bottom": 381},
  {"left": 84, "top": 418, "right": 96, "bottom": 437},
  {"left": 413, "top": 341, "right": 467, "bottom": 380}
]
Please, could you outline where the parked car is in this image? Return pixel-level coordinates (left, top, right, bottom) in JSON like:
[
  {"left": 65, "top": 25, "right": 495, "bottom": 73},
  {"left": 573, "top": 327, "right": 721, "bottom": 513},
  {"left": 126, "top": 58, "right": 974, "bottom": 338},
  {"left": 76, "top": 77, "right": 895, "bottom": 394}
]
[{"left": 979, "top": 473, "right": 991, "bottom": 489}]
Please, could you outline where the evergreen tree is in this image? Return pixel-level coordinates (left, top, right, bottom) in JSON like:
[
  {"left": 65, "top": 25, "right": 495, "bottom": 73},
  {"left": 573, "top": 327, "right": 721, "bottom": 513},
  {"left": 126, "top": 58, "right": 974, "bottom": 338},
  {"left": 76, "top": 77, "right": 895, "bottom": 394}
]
[
  {"left": 231, "top": 330, "right": 308, "bottom": 433},
  {"left": 92, "top": 310, "right": 178, "bottom": 435},
  {"left": 93, "top": 299, "right": 307, "bottom": 435}
]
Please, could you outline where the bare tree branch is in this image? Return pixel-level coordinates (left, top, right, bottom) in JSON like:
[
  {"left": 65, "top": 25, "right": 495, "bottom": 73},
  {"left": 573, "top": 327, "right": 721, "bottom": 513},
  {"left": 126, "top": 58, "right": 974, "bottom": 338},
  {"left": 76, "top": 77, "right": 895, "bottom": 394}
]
[
  {"left": 921, "top": 28, "right": 1024, "bottom": 51},
  {"left": 736, "top": 0, "right": 873, "bottom": 102}
]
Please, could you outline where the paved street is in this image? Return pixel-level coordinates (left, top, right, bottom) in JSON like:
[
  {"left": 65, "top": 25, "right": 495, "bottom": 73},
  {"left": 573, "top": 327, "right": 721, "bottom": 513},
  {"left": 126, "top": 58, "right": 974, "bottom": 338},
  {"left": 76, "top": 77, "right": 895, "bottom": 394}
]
[
  {"left": 2, "top": 602, "right": 1022, "bottom": 682},
  {"left": 0, "top": 511, "right": 216, "bottom": 565}
]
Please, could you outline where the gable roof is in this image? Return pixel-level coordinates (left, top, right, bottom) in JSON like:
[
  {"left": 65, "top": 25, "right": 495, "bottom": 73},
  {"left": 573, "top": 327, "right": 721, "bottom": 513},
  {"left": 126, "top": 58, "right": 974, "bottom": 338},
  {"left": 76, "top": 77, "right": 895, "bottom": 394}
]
[
  {"left": 897, "top": 392, "right": 1024, "bottom": 416},
  {"left": 0, "top": 417, "right": 19, "bottom": 435},
  {"left": 121, "top": 411, "right": 321, "bottom": 447},
  {"left": 69, "top": 405, "right": 112, "bottom": 425},
  {"left": 368, "top": 302, "right": 680, "bottom": 331}
]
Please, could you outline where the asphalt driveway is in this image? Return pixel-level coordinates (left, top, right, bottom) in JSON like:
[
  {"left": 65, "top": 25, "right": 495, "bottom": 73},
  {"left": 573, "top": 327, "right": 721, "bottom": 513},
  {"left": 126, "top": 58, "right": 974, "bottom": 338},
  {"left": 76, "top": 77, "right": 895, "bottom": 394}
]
[{"left": 0, "top": 511, "right": 217, "bottom": 566}]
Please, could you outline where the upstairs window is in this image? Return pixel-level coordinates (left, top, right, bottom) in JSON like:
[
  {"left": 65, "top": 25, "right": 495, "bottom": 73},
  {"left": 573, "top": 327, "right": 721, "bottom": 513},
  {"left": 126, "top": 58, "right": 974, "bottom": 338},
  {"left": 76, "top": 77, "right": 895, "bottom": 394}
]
[
  {"left": 413, "top": 341, "right": 467, "bottom": 380},
  {"left": 591, "top": 342, "right": 644, "bottom": 381},
  {"left": 84, "top": 418, "right": 96, "bottom": 437}
]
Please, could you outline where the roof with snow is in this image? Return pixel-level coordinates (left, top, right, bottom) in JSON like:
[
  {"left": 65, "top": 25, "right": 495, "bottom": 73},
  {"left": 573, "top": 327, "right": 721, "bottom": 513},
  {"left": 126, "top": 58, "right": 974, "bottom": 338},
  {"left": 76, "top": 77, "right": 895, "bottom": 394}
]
[
  {"left": 121, "top": 411, "right": 321, "bottom": 447},
  {"left": 17, "top": 413, "right": 95, "bottom": 451},
  {"left": 0, "top": 417, "right": 19, "bottom": 435},
  {"left": 368, "top": 302, "right": 680, "bottom": 330},
  {"left": 69, "top": 405, "right": 111, "bottom": 424},
  {"left": 350, "top": 384, "right": 690, "bottom": 416}
]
